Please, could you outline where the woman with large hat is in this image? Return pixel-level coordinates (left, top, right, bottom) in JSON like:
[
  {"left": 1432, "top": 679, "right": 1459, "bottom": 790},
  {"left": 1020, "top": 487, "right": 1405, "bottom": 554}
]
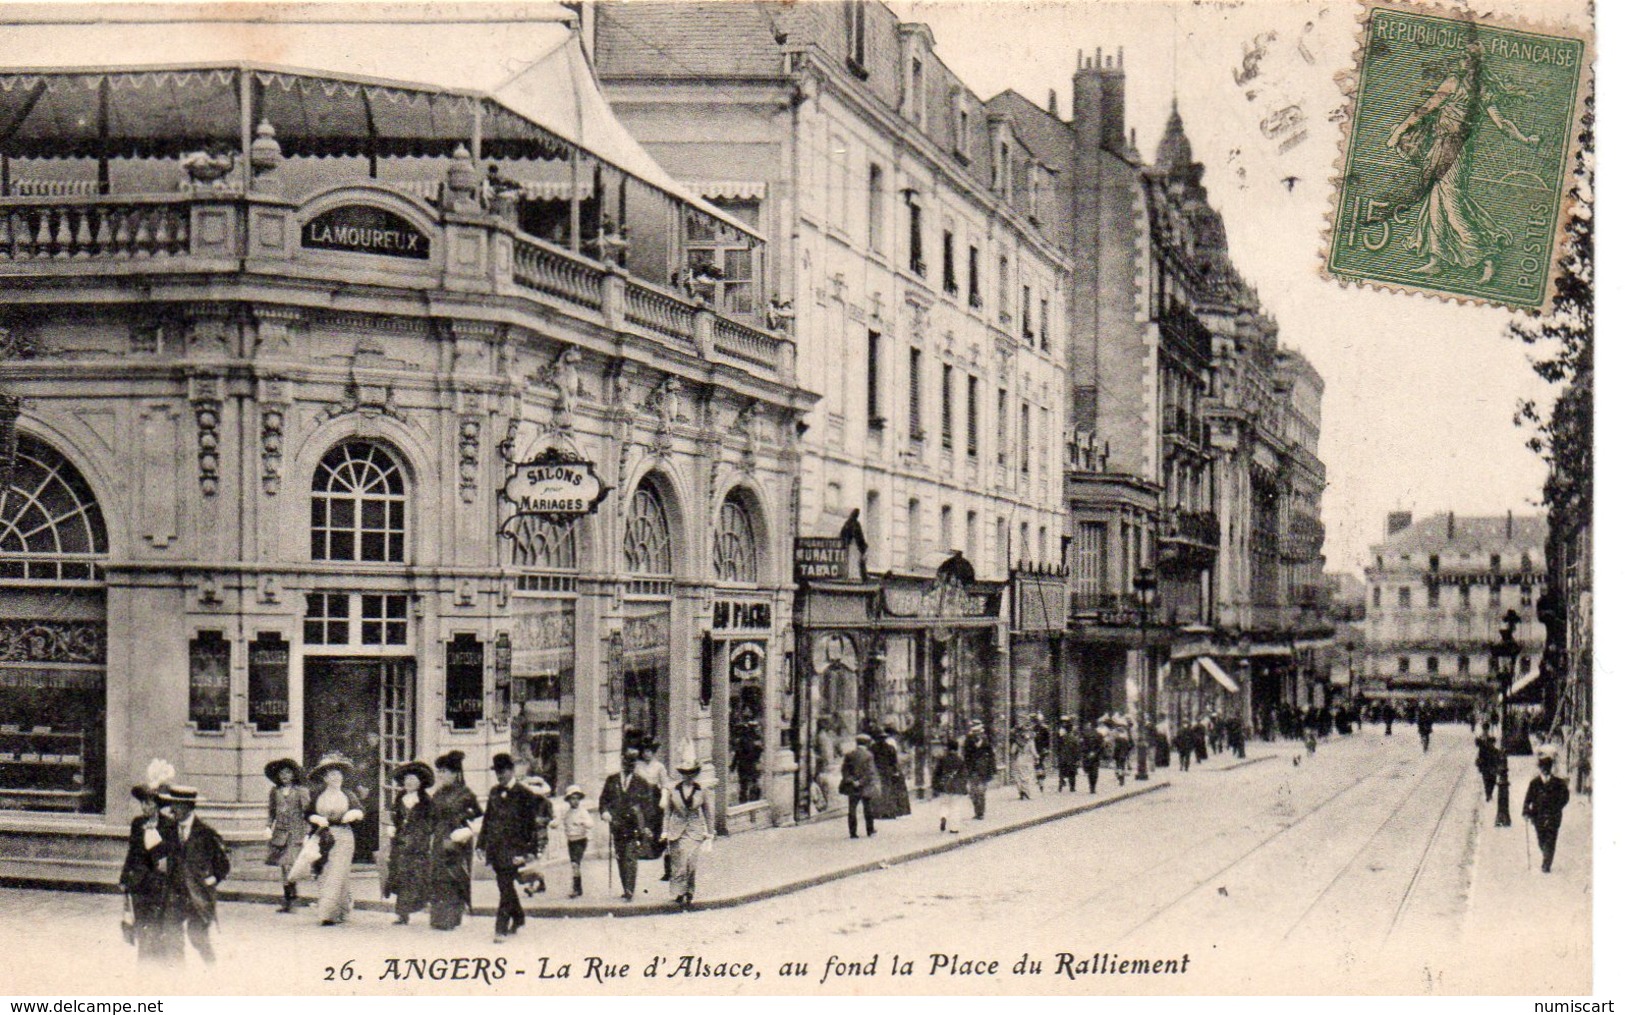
[
  {"left": 263, "top": 758, "right": 310, "bottom": 913},
  {"left": 660, "top": 744, "right": 714, "bottom": 910},
  {"left": 427, "top": 750, "right": 483, "bottom": 930},
  {"left": 306, "top": 753, "right": 365, "bottom": 926},
  {"left": 383, "top": 761, "right": 435, "bottom": 925},
  {"left": 118, "top": 759, "right": 174, "bottom": 962}
]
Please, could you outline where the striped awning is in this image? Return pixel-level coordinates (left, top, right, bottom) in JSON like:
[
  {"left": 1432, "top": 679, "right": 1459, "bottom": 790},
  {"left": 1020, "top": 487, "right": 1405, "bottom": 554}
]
[{"left": 1197, "top": 656, "right": 1240, "bottom": 693}]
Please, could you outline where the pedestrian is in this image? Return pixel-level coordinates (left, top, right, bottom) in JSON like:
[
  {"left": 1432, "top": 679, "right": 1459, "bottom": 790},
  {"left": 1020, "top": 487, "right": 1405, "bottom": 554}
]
[
  {"left": 1418, "top": 707, "right": 1434, "bottom": 753},
  {"left": 1573, "top": 723, "right": 1592, "bottom": 796},
  {"left": 1011, "top": 726, "right": 1038, "bottom": 800},
  {"left": 961, "top": 722, "right": 996, "bottom": 819},
  {"left": 1228, "top": 718, "right": 1246, "bottom": 759},
  {"left": 1175, "top": 724, "right": 1193, "bottom": 772},
  {"left": 1153, "top": 717, "right": 1171, "bottom": 769},
  {"left": 119, "top": 759, "right": 173, "bottom": 963},
  {"left": 635, "top": 737, "right": 671, "bottom": 881},
  {"left": 383, "top": 761, "right": 434, "bottom": 925},
  {"left": 1383, "top": 702, "right": 1395, "bottom": 736},
  {"left": 306, "top": 753, "right": 365, "bottom": 927},
  {"left": 1080, "top": 720, "right": 1105, "bottom": 794},
  {"left": 1522, "top": 747, "right": 1571, "bottom": 873},
  {"left": 872, "top": 725, "right": 912, "bottom": 818},
  {"left": 427, "top": 750, "right": 482, "bottom": 930},
  {"left": 514, "top": 758, "right": 553, "bottom": 897},
  {"left": 1055, "top": 718, "right": 1081, "bottom": 792},
  {"left": 1031, "top": 714, "right": 1052, "bottom": 792},
  {"left": 1474, "top": 727, "right": 1501, "bottom": 803},
  {"left": 1111, "top": 718, "right": 1132, "bottom": 785},
  {"left": 840, "top": 732, "right": 881, "bottom": 838},
  {"left": 932, "top": 740, "right": 968, "bottom": 833},
  {"left": 556, "top": 785, "right": 593, "bottom": 898},
  {"left": 661, "top": 746, "right": 714, "bottom": 909},
  {"left": 1192, "top": 717, "right": 1209, "bottom": 764},
  {"left": 152, "top": 785, "right": 230, "bottom": 965},
  {"left": 263, "top": 758, "right": 310, "bottom": 914},
  {"left": 479, "top": 753, "right": 538, "bottom": 942},
  {"left": 600, "top": 746, "right": 654, "bottom": 901}
]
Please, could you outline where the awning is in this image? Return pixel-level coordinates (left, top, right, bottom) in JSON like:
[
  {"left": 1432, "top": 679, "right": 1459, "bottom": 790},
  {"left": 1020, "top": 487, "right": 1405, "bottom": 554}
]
[
  {"left": 1508, "top": 669, "right": 1541, "bottom": 697},
  {"left": 1197, "top": 656, "right": 1240, "bottom": 693}
]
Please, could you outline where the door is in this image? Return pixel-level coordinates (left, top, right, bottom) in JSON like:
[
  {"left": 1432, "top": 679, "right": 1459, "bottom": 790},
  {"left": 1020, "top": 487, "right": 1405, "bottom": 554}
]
[{"left": 305, "top": 657, "right": 414, "bottom": 863}]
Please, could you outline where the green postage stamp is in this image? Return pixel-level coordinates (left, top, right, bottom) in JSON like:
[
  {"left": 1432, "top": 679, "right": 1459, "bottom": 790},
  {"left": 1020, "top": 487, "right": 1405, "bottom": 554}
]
[{"left": 1326, "top": 2, "right": 1589, "bottom": 310}]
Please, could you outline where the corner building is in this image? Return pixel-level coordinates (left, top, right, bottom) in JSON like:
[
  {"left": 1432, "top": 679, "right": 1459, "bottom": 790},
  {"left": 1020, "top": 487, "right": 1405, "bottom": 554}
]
[
  {"left": 0, "top": 11, "right": 807, "bottom": 880},
  {"left": 594, "top": 1, "right": 1071, "bottom": 812}
]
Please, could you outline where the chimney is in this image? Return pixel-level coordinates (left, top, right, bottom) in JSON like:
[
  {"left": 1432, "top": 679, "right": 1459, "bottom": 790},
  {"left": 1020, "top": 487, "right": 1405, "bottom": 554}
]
[
  {"left": 1047, "top": 89, "right": 1059, "bottom": 116},
  {"left": 1099, "top": 45, "right": 1127, "bottom": 152},
  {"left": 1386, "top": 511, "right": 1413, "bottom": 536},
  {"left": 1506, "top": 510, "right": 1513, "bottom": 540},
  {"left": 1447, "top": 511, "right": 1455, "bottom": 540}
]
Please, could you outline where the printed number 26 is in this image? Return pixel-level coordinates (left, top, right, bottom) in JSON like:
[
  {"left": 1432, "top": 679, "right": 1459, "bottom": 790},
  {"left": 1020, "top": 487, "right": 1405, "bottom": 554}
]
[{"left": 324, "top": 961, "right": 358, "bottom": 981}]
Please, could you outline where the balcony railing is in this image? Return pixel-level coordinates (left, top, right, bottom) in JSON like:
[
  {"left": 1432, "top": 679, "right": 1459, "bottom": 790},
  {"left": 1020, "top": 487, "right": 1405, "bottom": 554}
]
[
  {"left": 0, "top": 197, "right": 194, "bottom": 261},
  {"left": 1161, "top": 507, "right": 1220, "bottom": 548},
  {"left": 512, "top": 237, "right": 603, "bottom": 310}
]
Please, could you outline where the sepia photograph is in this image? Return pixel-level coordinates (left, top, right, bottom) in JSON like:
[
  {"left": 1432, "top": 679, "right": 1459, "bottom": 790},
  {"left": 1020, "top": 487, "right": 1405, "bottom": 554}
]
[{"left": 0, "top": 0, "right": 1600, "bottom": 1000}]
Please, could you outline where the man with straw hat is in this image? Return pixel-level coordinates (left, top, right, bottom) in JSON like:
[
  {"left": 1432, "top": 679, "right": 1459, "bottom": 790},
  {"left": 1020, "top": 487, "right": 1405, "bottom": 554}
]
[
  {"left": 1523, "top": 743, "right": 1571, "bottom": 873},
  {"left": 661, "top": 744, "right": 714, "bottom": 910},
  {"left": 153, "top": 784, "right": 230, "bottom": 964}
]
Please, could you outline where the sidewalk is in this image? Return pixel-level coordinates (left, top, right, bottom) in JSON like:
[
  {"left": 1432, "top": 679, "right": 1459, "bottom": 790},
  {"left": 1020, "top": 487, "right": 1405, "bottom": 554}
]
[
  {"left": 223, "top": 772, "right": 1170, "bottom": 917},
  {"left": 1458, "top": 753, "right": 1592, "bottom": 993}
]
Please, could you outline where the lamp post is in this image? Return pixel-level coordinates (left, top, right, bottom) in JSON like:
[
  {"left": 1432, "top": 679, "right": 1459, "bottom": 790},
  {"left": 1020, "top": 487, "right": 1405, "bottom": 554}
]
[
  {"left": 1133, "top": 566, "right": 1159, "bottom": 781},
  {"left": 1489, "top": 609, "right": 1521, "bottom": 828}
]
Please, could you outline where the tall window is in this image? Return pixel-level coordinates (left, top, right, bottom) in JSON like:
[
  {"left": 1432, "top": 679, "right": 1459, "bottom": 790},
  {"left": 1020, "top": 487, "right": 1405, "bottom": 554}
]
[
  {"left": 966, "top": 376, "right": 980, "bottom": 458},
  {"left": 940, "top": 364, "right": 954, "bottom": 451},
  {"left": 996, "top": 518, "right": 1008, "bottom": 572},
  {"left": 865, "top": 489, "right": 883, "bottom": 563},
  {"left": 1039, "top": 297, "right": 1050, "bottom": 351},
  {"left": 906, "top": 498, "right": 921, "bottom": 568},
  {"left": 311, "top": 441, "right": 405, "bottom": 563},
  {"left": 866, "top": 330, "right": 884, "bottom": 423},
  {"left": 940, "top": 505, "right": 952, "bottom": 553},
  {"left": 844, "top": 0, "right": 867, "bottom": 71},
  {"left": 1489, "top": 583, "right": 1502, "bottom": 606},
  {"left": 998, "top": 253, "right": 1011, "bottom": 323},
  {"left": 1019, "top": 522, "right": 1031, "bottom": 563},
  {"left": 968, "top": 245, "right": 982, "bottom": 308},
  {"left": 907, "top": 197, "right": 925, "bottom": 276},
  {"left": 1397, "top": 656, "right": 1410, "bottom": 675},
  {"left": 1457, "top": 655, "right": 1471, "bottom": 676},
  {"left": 966, "top": 510, "right": 979, "bottom": 565},
  {"left": 1021, "top": 284, "right": 1033, "bottom": 340},
  {"left": 1460, "top": 584, "right": 1471, "bottom": 607},
  {"left": 509, "top": 516, "right": 578, "bottom": 571},
  {"left": 1489, "top": 554, "right": 1501, "bottom": 572},
  {"left": 714, "top": 490, "right": 759, "bottom": 583},
  {"left": 1397, "top": 586, "right": 1411, "bottom": 608},
  {"left": 1077, "top": 522, "right": 1106, "bottom": 597},
  {"left": 685, "top": 200, "right": 758, "bottom": 315},
  {"left": 997, "top": 387, "right": 1009, "bottom": 466},
  {"left": 1038, "top": 526, "right": 1048, "bottom": 564},
  {"left": 1427, "top": 585, "right": 1440, "bottom": 608},
  {"left": 831, "top": 135, "right": 850, "bottom": 233},
  {"left": 623, "top": 481, "right": 673, "bottom": 575},
  {"left": 1429, "top": 554, "right": 1440, "bottom": 572},
  {"left": 1019, "top": 402, "right": 1031, "bottom": 474},
  {"left": 867, "top": 163, "right": 885, "bottom": 251},
  {"left": 909, "top": 57, "right": 924, "bottom": 123},
  {"left": 908, "top": 347, "right": 924, "bottom": 439},
  {"left": 1426, "top": 656, "right": 1439, "bottom": 676},
  {"left": 1372, "top": 586, "right": 1382, "bottom": 609},
  {"left": 943, "top": 229, "right": 958, "bottom": 294}
]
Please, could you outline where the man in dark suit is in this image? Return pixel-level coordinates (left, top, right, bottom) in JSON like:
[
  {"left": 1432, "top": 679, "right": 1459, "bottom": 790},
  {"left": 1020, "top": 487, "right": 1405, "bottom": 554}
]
[
  {"left": 153, "top": 786, "right": 230, "bottom": 965},
  {"left": 1474, "top": 726, "right": 1502, "bottom": 802},
  {"left": 599, "top": 747, "right": 654, "bottom": 901},
  {"left": 478, "top": 753, "right": 538, "bottom": 941},
  {"left": 840, "top": 733, "right": 880, "bottom": 838},
  {"left": 1079, "top": 721, "right": 1106, "bottom": 793},
  {"left": 1523, "top": 751, "right": 1571, "bottom": 873},
  {"left": 961, "top": 723, "right": 997, "bottom": 819},
  {"left": 1055, "top": 718, "right": 1081, "bottom": 792}
]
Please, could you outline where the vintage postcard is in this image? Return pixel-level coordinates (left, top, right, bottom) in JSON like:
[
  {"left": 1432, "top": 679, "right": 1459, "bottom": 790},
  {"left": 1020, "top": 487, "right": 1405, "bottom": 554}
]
[{"left": 0, "top": 0, "right": 1597, "bottom": 1001}]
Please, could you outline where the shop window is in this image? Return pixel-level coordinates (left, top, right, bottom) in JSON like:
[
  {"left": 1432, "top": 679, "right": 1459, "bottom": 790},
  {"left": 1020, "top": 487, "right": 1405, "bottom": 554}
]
[
  {"left": 311, "top": 440, "right": 405, "bottom": 563},
  {"left": 714, "top": 490, "right": 761, "bottom": 584},
  {"left": 508, "top": 515, "right": 578, "bottom": 571},
  {"left": 188, "top": 631, "right": 231, "bottom": 731},
  {"left": 0, "top": 435, "right": 109, "bottom": 814}
]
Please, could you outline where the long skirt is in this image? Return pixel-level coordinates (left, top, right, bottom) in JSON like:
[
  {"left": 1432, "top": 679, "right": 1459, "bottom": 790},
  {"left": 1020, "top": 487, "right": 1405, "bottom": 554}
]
[
  {"left": 1012, "top": 753, "right": 1037, "bottom": 796},
  {"left": 667, "top": 835, "right": 702, "bottom": 899},
  {"left": 314, "top": 826, "right": 355, "bottom": 924},
  {"left": 429, "top": 849, "right": 473, "bottom": 930}
]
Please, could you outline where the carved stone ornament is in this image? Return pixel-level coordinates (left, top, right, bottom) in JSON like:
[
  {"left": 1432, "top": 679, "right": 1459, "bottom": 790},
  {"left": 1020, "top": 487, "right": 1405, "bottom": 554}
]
[
  {"left": 733, "top": 399, "right": 762, "bottom": 472},
  {"left": 535, "top": 346, "right": 585, "bottom": 431},
  {"left": 458, "top": 416, "right": 481, "bottom": 503},
  {"left": 323, "top": 377, "right": 404, "bottom": 422},
  {"left": 190, "top": 375, "right": 223, "bottom": 497}
]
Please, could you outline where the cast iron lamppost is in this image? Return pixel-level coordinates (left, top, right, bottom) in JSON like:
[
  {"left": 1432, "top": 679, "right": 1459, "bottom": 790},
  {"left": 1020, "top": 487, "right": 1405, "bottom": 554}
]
[
  {"left": 1134, "top": 566, "right": 1159, "bottom": 781},
  {"left": 1489, "top": 608, "right": 1521, "bottom": 828}
]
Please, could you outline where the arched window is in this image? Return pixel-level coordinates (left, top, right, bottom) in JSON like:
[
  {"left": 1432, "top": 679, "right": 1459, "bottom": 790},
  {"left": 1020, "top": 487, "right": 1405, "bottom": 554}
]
[
  {"left": 623, "top": 480, "right": 672, "bottom": 575},
  {"left": 0, "top": 435, "right": 109, "bottom": 579},
  {"left": 714, "top": 490, "right": 759, "bottom": 583},
  {"left": 311, "top": 441, "right": 405, "bottom": 563},
  {"left": 509, "top": 515, "right": 578, "bottom": 571}
]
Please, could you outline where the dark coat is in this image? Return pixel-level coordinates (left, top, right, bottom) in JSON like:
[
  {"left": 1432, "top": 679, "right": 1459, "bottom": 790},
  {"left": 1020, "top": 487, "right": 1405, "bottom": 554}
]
[
  {"left": 427, "top": 780, "right": 482, "bottom": 918},
  {"left": 1078, "top": 727, "right": 1106, "bottom": 764},
  {"left": 478, "top": 781, "right": 540, "bottom": 869},
  {"left": 1056, "top": 730, "right": 1081, "bottom": 769},
  {"left": 158, "top": 816, "right": 231, "bottom": 926},
  {"left": 962, "top": 734, "right": 996, "bottom": 782},
  {"left": 599, "top": 770, "right": 655, "bottom": 844},
  {"left": 932, "top": 751, "right": 967, "bottom": 795},
  {"left": 1522, "top": 773, "right": 1570, "bottom": 830},
  {"left": 383, "top": 791, "right": 433, "bottom": 910},
  {"left": 120, "top": 815, "right": 164, "bottom": 922},
  {"left": 840, "top": 745, "right": 880, "bottom": 799}
]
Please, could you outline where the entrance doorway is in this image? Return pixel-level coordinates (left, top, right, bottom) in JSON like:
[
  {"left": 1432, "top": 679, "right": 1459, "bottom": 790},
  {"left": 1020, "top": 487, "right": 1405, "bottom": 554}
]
[{"left": 303, "top": 657, "right": 415, "bottom": 862}]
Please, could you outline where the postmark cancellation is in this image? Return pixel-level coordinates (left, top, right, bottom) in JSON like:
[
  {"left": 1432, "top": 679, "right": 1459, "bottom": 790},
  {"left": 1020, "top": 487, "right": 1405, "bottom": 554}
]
[{"left": 1324, "top": 1, "right": 1590, "bottom": 310}]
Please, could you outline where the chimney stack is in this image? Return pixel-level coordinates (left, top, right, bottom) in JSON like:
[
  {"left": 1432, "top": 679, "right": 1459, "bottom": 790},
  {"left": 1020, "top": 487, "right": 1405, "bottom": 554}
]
[
  {"left": 1386, "top": 511, "right": 1413, "bottom": 536},
  {"left": 1047, "top": 89, "right": 1059, "bottom": 116}
]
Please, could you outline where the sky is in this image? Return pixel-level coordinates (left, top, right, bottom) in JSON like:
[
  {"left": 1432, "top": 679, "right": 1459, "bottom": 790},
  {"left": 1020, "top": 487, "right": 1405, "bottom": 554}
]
[{"left": 892, "top": 0, "right": 1589, "bottom": 573}]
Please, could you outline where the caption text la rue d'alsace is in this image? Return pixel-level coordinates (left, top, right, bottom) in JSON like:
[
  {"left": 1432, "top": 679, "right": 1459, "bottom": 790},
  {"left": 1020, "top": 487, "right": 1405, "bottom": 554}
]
[{"left": 335, "top": 951, "right": 1191, "bottom": 986}]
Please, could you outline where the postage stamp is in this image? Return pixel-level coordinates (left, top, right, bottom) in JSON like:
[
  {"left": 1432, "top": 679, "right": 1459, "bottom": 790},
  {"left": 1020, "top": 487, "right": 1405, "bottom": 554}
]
[{"left": 1325, "top": 2, "right": 1590, "bottom": 310}]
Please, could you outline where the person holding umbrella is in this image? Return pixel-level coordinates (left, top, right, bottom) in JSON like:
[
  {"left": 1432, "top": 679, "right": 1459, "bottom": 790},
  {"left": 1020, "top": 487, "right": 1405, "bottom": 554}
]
[{"left": 263, "top": 758, "right": 309, "bottom": 914}]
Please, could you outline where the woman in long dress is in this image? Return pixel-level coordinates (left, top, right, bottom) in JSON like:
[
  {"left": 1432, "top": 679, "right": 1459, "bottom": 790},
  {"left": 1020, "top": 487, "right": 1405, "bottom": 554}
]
[
  {"left": 263, "top": 759, "right": 310, "bottom": 914},
  {"left": 383, "top": 761, "right": 435, "bottom": 925},
  {"left": 427, "top": 751, "right": 482, "bottom": 931},
  {"left": 307, "top": 754, "right": 365, "bottom": 926},
  {"left": 870, "top": 727, "right": 911, "bottom": 819},
  {"left": 661, "top": 749, "right": 714, "bottom": 910},
  {"left": 1011, "top": 728, "right": 1038, "bottom": 800}
]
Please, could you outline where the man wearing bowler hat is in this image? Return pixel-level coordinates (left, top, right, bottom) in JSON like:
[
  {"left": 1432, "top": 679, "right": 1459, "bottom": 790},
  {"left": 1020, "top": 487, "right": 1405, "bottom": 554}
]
[
  {"left": 1523, "top": 745, "right": 1571, "bottom": 873},
  {"left": 153, "top": 785, "right": 230, "bottom": 964},
  {"left": 479, "top": 753, "right": 539, "bottom": 942}
]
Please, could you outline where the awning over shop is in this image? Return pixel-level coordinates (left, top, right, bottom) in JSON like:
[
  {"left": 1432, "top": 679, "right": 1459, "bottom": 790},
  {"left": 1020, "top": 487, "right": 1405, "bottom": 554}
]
[
  {"left": 1508, "top": 669, "right": 1542, "bottom": 698},
  {"left": 1197, "top": 656, "right": 1239, "bottom": 693}
]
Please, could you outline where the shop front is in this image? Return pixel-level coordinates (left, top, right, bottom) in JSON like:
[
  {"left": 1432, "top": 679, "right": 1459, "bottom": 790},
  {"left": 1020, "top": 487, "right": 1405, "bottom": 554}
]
[{"left": 1011, "top": 568, "right": 1069, "bottom": 729}]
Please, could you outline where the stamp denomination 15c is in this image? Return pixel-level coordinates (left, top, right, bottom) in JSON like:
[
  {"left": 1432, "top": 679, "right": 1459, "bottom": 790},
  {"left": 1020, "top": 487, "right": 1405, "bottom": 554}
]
[{"left": 1326, "top": 2, "right": 1588, "bottom": 310}]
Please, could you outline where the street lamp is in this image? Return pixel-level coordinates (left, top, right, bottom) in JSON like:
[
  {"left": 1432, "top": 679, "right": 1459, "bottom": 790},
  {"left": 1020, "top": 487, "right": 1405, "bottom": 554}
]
[
  {"left": 1488, "top": 608, "right": 1521, "bottom": 828},
  {"left": 1133, "top": 566, "right": 1159, "bottom": 781}
]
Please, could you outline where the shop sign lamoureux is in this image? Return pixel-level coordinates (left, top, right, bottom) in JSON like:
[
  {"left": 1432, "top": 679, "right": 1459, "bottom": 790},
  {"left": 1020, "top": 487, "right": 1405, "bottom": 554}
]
[
  {"left": 301, "top": 205, "right": 430, "bottom": 260},
  {"left": 500, "top": 448, "right": 610, "bottom": 532}
]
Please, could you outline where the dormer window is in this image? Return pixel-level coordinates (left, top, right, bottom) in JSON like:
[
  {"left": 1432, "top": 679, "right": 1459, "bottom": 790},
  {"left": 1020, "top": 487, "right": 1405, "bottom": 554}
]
[
  {"left": 909, "top": 57, "right": 925, "bottom": 124},
  {"left": 845, "top": 1, "right": 867, "bottom": 76},
  {"left": 951, "top": 89, "right": 970, "bottom": 157},
  {"left": 1027, "top": 162, "right": 1044, "bottom": 224}
]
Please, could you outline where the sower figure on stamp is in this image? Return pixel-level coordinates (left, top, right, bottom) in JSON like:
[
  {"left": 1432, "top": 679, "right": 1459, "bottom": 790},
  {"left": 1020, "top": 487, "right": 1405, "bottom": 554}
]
[
  {"left": 153, "top": 785, "right": 231, "bottom": 965},
  {"left": 479, "top": 752, "right": 539, "bottom": 942},
  {"left": 600, "top": 746, "right": 654, "bottom": 901},
  {"left": 1523, "top": 745, "right": 1571, "bottom": 873},
  {"left": 1386, "top": 41, "right": 1540, "bottom": 284}
]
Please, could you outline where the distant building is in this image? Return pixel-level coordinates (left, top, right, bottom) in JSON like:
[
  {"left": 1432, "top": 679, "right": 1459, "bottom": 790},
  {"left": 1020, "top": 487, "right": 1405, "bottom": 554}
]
[{"left": 1362, "top": 512, "right": 1547, "bottom": 709}]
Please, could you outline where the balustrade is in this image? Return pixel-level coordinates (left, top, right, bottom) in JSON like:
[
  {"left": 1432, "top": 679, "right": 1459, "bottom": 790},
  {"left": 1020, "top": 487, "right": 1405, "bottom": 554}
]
[
  {"left": 512, "top": 235, "right": 604, "bottom": 310},
  {"left": 0, "top": 200, "right": 191, "bottom": 260},
  {"left": 624, "top": 279, "right": 696, "bottom": 344}
]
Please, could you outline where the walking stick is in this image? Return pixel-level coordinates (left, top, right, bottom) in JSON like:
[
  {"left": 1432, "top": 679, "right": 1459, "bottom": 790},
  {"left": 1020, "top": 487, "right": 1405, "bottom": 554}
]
[{"left": 1524, "top": 818, "right": 1532, "bottom": 870}]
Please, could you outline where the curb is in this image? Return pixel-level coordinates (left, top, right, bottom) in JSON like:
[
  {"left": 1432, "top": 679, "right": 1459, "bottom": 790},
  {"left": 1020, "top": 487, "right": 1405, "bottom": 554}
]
[{"left": 0, "top": 781, "right": 1172, "bottom": 919}]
